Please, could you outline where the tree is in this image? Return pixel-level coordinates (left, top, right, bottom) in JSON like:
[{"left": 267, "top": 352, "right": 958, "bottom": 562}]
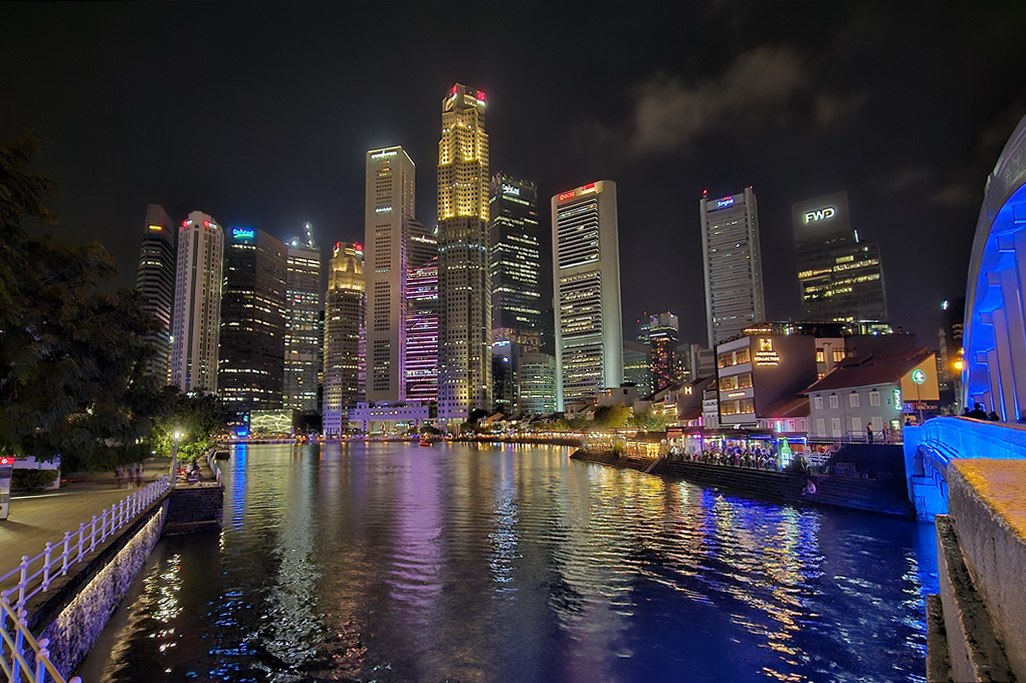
[
  {"left": 151, "top": 393, "right": 231, "bottom": 462},
  {"left": 0, "top": 134, "right": 171, "bottom": 470},
  {"left": 593, "top": 404, "right": 631, "bottom": 429}
]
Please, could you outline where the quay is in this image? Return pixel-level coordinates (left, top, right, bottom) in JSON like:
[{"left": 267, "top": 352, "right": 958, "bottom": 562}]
[{"left": 0, "top": 453, "right": 224, "bottom": 682}]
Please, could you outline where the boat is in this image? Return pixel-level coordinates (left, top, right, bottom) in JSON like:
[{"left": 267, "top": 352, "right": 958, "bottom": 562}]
[{"left": 418, "top": 437, "right": 433, "bottom": 447}]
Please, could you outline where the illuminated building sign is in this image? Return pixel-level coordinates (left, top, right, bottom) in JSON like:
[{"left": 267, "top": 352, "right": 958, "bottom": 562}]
[
  {"left": 370, "top": 150, "right": 398, "bottom": 160},
  {"left": 558, "top": 191, "right": 575, "bottom": 202},
  {"left": 558, "top": 182, "right": 599, "bottom": 203},
  {"left": 911, "top": 368, "right": 926, "bottom": 385},
  {"left": 715, "top": 196, "right": 735, "bottom": 209},
  {"left": 501, "top": 183, "right": 520, "bottom": 197},
  {"left": 754, "top": 338, "right": 780, "bottom": 366},
  {"left": 232, "top": 227, "right": 256, "bottom": 241},
  {"left": 148, "top": 224, "right": 163, "bottom": 232},
  {"left": 375, "top": 206, "right": 392, "bottom": 213},
  {"left": 0, "top": 456, "right": 14, "bottom": 466},
  {"left": 727, "top": 391, "right": 747, "bottom": 398},
  {"left": 803, "top": 206, "right": 837, "bottom": 224}
]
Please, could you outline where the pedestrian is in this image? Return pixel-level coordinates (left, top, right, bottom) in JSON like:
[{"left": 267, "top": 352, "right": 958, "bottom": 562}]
[
  {"left": 882, "top": 425, "right": 890, "bottom": 444},
  {"left": 968, "top": 402, "right": 988, "bottom": 419},
  {"left": 1018, "top": 411, "right": 1026, "bottom": 425},
  {"left": 115, "top": 465, "right": 124, "bottom": 488},
  {"left": 988, "top": 411, "right": 1001, "bottom": 421},
  {"left": 866, "top": 424, "right": 874, "bottom": 444}
]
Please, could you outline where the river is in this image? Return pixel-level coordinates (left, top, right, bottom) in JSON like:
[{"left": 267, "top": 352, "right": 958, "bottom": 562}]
[{"left": 77, "top": 442, "right": 937, "bottom": 682}]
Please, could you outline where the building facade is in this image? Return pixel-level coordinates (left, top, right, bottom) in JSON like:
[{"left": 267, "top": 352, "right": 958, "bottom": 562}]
[
  {"left": 437, "top": 83, "right": 492, "bottom": 423},
  {"left": 649, "top": 311, "right": 680, "bottom": 393},
  {"left": 365, "top": 146, "right": 417, "bottom": 403},
  {"left": 623, "top": 339, "right": 653, "bottom": 396},
  {"left": 700, "top": 188, "right": 765, "bottom": 347},
  {"left": 518, "top": 352, "right": 557, "bottom": 415},
  {"left": 793, "top": 191, "right": 887, "bottom": 322},
  {"left": 405, "top": 255, "right": 439, "bottom": 403},
  {"left": 135, "top": 204, "right": 176, "bottom": 383},
  {"left": 323, "top": 242, "right": 365, "bottom": 436},
  {"left": 551, "top": 180, "right": 623, "bottom": 409},
  {"left": 284, "top": 227, "right": 322, "bottom": 412},
  {"left": 489, "top": 173, "right": 544, "bottom": 339},
  {"left": 170, "top": 211, "right": 224, "bottom": 394},
  {"left": 218, "top": 227, "right": 288, "bottom": 412}
]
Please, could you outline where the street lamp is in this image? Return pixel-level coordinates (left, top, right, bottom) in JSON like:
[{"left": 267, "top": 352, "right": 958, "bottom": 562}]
[{"left": 170, "top": 430, "right": 183, "bottom": 489}]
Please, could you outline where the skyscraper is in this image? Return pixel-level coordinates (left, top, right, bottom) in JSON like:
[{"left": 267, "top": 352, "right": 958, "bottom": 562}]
[
  {"left": 437, "top": 83, "right": 491, "bottom": 422},
  {"left": 284, "top": 225, "right": 322, "bottom": 413},
  {"left": 700, "top": 187, "right": 766, "bottom": 347},
  {"left": 622, "top": 339, "right": 653, "bottom": 396},
  {"left": 649, "top": 311, "right": 680, "bottom": 392},
  {"left": 489, "top": 173, "right": 544, "bottom": 339},
  {"left": 793, "top": 191, "right": 887, "bottom": 322},
  {"left": 170, "top": 211, "right": 224, "bottom": 394},
  {"left": 218, "top": 227, "right": 288, "bottom": 412},
  {"left": 551, "top": 181, "right": 623, "bottom": 409},
  {"left": 323, "top": 242, "right": 365, "bottom": 436},
  {"left": 365, "top": 146, "right": 416, "bottom": 403},
  {"left": 135, "top": 204, "right": 176, "bottom": 383},
  {"left": 405, "top": 255, "right": 439, "bottom": 402},
  {"left": 518, "top": 352, "right": 557, "bottom": 415}
]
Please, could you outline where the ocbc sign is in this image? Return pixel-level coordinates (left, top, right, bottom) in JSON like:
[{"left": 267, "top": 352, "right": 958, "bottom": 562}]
[{"left": 804, "top": 206, "right": 836, "bottom": 224}]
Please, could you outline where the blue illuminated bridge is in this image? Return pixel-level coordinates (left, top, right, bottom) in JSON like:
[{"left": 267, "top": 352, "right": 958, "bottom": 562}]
[{"left": 903, "top": 113, "right": 1026, "bottom": 521}]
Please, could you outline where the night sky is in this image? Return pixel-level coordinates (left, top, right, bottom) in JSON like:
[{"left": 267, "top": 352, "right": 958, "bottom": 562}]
[{"left": 3, "top": 2, "right": 1026, "bottom": 346}]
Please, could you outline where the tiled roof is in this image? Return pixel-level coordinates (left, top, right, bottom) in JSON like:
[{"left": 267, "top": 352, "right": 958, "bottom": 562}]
[{"left": 804, "top": 347, "right": 932, "bottom": 393}]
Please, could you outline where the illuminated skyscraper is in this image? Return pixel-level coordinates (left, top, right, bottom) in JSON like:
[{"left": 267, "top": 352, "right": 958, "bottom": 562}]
[
  {"left": 218, "top": 227, "right": 287, "bottom": 412},
  {"left": 793, "top": 192, "right": 887, "bottom": 322},
  {"left": 170, "top": 211, "right": 224, "bottom": 394},
  {"left": 518, "top": 352, "right": 557, "bottom": 415},
  {"left": 649, "top": 311, "right": 680, "bottom": 392},
  {"left": 551, "top": 181, "right": 623, "bottom": 409},
  {"left": 437, "top": 83, "right": 491, "bottom": 422},
  {"left": 489, "top": 173, "right": 544, "bottom": 338},
  {"left": 365, "top": 146, "right": 416, "bottom": 402},
  {"left": 405, "top": 254, "right": 439, "bottom": 402},
  {"left": 135, "top": 204, "right": 176, "bottom": 383},
  {"left": 284, "top": 224, "right": 322, "bottom": 412},
  {"left": 323, "top": 242, "right": 365, "bottom": 436},
  {"left": 700, "top": 187, "right": 765, "bottom": 347}
]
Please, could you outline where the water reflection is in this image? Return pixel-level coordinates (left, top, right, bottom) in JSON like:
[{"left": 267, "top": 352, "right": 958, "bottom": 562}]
[{"left": 78, "top": 443, "right": 935, "bottom": 682}]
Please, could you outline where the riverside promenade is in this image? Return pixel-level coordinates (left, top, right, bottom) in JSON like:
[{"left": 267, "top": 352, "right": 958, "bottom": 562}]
[{"left": 0, "top": 457, "right": 211, "bottom": 578}]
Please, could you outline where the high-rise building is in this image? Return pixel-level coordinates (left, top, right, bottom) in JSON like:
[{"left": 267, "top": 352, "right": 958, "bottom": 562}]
[
  {"left": 649, "top": 311, "right": 680, "bottom": 393},
  {"left": 405, "top": 255, "right": 439, "bottom": 402},
  {"left": 323, "top": 242, "right": 365, "bottom": 436},
  {"left": 490, "top": 173, "right": 544, "bottom": 338},
  {"left": 284, "top": 225, "right": 322, "bottom": 413},
  {"left": 365, "top": 146, "right": 417, "bottom": 403},
  {"left": 492, "top": 339, "right": 517, "bottom": 413},
  {"left": 623, "top": 339, "right": 653, "bottom": 396},
  {"left": 135, "top": 204, "right": 176, "bottom": 383},
  {"left": 518, "top": 352, "right": 557, "bottom": 415},
  {"left": 437, "top": 83, "right": 491, "bottom": 423},
  {"left": 700, "top": 187, "right": 765, "bottom": 347},
  {"left": 793, "top": 192, "right": 887, "bottom": 322},
  {"left": 218, "top": 227, "right": 288, "bottom": 412},
  {"left": 552, "top": 180, "right": 623, "bottom": 409},
  {"left": 170, "top": 211, "right": 224, "bottom": 394}
]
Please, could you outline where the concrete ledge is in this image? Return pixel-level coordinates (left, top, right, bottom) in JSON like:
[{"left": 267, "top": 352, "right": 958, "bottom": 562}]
[
  {"left": 948, "top": 459, "right": 1026, "bottom": 679},
  {"left": 935, "top": 514, "right": 1014, "bottom": 682},
  {"left": 926, "top": 594, "right": 952, "bottom": 683}
]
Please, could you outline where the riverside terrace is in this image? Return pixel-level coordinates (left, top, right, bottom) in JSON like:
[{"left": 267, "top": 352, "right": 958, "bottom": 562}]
[{"left": 0, "top": 454, "right": 223, "bottom": 682}]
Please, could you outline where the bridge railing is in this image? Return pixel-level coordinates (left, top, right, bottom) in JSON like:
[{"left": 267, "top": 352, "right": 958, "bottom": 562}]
[
  {"left": 0, "top": 476, "right": 170, "bottom": 612},
  {"left": 0, "top": 596, "right": 80, "bottom": 683}
]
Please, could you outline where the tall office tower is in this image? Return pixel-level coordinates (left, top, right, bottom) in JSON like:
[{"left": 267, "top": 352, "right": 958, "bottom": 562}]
[
  {"left": 405, "top": 255, "right": 439, "bottom": 402},
  {"left": 323, "top": 242, "right": 365, "bottom": 436},
  {"left": 284, "top": 225, "right": 322, "bottom": 413},
  {"left": 218, "top": 227, "right": 288, "bottom": 412},
  {"left": 135, "top": 204, "right": 176, "bottom": 383},
  {"left": 171, "top": 211, "right": 224, "bottom": 394},
  {"left": 551, "top": 181, "right": 624, "bottom": 409},
  {"left": 437, "top": 83, "right": 491, "bottom": 422},
  {"left": 649, "top": 311, "right": 680, "bottom": 392},
  {"left": 623, "top": 339, "right": 653, "bottom": 396},
  {"left": 518, "top": 352, "right": 557, "bottom": 415},
  {"left": 365, "top": 146, "right": 416, "bottom": 403},
  {"left": 490, "top": 173, "right": 544, "bottom": 338},
  {"left": 793, "top": 191, "right": 887, "bottom": 322},
  {"left": 700, "top": 187, "right": 766, "bottom": 347},
  {"left": 492, "top": 339, "right": 517, "bottom": 413}
]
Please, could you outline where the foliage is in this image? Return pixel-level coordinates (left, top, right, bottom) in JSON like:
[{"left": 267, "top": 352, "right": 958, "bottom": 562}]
[
  {"left": 0, "top": 133, "right": 172, "bottom": 471},
  {"left": 11, "top": 468, "right": 58, "bottom": 492},
  {"left": 592, "top": 404, "right": 632, "bottom": 429},
  {"left": 629, "top": 408, "right": 668, "bottom": 432},
  {"left": 151, "top": 392, "right": 231, "bottom": 461}
]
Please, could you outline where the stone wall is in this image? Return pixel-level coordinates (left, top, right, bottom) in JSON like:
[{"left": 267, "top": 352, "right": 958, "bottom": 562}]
[
  {"left": 165, "top": 483, "right": 223, "bottom": 534},
  {"left": 28, "top": 499, "right": 168, "bottom": 679}
]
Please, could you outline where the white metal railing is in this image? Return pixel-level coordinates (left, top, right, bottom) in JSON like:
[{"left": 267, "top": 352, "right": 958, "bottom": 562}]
[
  {"left": 0, "top": 476, "right": 170, "bottom": 611},
  {"left": 0, "top": 596, "right": 80, "bottom": 683}
]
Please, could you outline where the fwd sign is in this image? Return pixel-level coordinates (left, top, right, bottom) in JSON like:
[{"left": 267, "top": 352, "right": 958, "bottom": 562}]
[{"left": 804, "top": 206, "right": 836, "bottom": 224}]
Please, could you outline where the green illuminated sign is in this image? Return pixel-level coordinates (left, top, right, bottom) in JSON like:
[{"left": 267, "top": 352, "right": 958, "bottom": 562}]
[{"left": 911, "top": 369, "right": 926, "bottom": 385}]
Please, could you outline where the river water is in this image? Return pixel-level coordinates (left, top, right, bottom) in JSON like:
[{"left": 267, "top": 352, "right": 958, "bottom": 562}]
[{"left": 77, "top": 443, "right": 937, "bottom": 682}]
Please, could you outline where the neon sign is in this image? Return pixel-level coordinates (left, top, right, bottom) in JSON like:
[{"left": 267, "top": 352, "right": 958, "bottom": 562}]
[
  {"left": 804, "top": 206, "right": 837, "bottom": 224},
  {"left": 232, "top": 228, "right": 256, "bottom": 240},
  {"left": 715, "top": 196, "right": 734, "bottom": 209},
  {"left": 911, "top": 368, "right": 926, "bottom": 385},
  {"left": 370, "top": 150, "right": 397, "bottom": 160},
  {"left": 558, "top": 191, "right": 576, "bottom": 202},
  {"left": 0, "top": 456, "right": 14, "bottom": 466},
  {"left": 501, "top": 183, "right": 520, "bottom": 197}
]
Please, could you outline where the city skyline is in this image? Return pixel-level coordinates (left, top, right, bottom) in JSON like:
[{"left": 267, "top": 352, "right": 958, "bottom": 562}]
[{"left": 5, "top": 4, "right": 1026, "bottom": 348}]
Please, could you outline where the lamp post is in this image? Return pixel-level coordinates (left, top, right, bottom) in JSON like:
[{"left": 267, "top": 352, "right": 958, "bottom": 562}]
[{"left": 170, "top": 430, "right": 182, "bottom": 489}]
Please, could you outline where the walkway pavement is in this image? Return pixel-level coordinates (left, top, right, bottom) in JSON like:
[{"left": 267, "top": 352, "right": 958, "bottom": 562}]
[{"left": 0, "top": 456, "right": 213, "bottom": 577}]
